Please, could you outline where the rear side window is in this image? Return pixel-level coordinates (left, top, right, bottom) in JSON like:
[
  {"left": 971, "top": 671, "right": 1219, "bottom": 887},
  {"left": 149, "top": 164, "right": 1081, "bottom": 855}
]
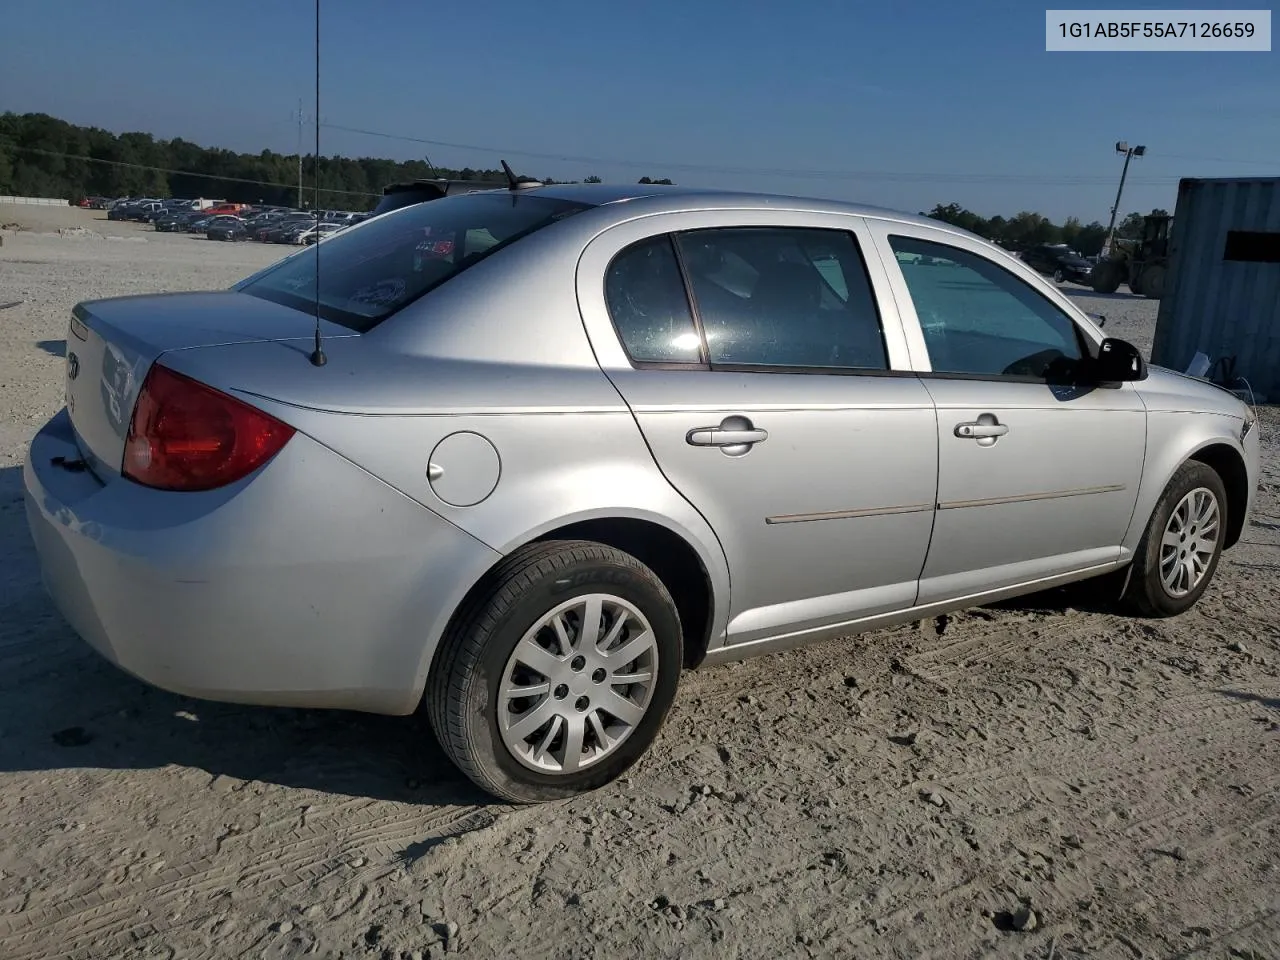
[
  {"left": 605, "top": 237, "right": 702, "bottom": 364},
  {"left": 238, "top": 193, "right": 590, "bottom": 332},
  {"left": 676, "top": 227, "right": 889, "bottom": 370}
]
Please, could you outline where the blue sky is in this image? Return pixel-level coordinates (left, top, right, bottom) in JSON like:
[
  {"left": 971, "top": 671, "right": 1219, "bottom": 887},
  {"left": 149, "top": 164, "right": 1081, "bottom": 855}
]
[{"left": 1, "top": 0, "right": 1276, "bottom": 221}]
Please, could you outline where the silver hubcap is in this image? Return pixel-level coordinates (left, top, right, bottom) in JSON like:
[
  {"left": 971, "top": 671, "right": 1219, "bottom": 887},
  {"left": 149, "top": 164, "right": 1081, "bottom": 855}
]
[
  {"left": 498, "top": 594, "right": 658, "bottom": 775},
  {"left": 1160, "top": 487, "right": 1220, "bottom": 598}
]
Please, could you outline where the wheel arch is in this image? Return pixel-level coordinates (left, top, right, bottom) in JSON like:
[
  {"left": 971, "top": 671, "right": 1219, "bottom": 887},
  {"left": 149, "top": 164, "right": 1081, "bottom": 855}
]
[
  {"left": 531, "top": 517, "right": 717, "bottom": 669},
  {"left": 1125, "top": 431, "right": 1251, "bottom": 556},
  {"left": 419, "top": 509, "right": 729, "bottom": 705},
  {"left": 1188, "top": 442, "right": 1250, "bottom": 549}
]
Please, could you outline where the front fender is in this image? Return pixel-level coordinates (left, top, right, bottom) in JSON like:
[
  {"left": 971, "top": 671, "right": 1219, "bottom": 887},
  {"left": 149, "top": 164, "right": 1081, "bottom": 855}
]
[{"left": 1122, "top": 411, "right": 1253, "bottom": 555}]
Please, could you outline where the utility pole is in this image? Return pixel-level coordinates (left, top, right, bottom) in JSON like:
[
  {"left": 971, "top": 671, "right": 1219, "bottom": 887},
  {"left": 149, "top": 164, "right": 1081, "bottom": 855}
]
[
  {"left": 295, "top": 99, "right": 304, "bottom": 209},
  {"left": 1103, "top": 141, "right": 1146, "bottom": 256}
]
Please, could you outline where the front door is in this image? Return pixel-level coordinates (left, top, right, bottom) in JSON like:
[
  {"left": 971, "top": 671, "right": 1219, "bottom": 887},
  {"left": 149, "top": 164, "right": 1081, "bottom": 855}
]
[
  {"left": 870, "top": 227, "right": 1146, "bottom": 604},
  {"left": 578, "top": 215, "right": 940, "bottom": 648}
]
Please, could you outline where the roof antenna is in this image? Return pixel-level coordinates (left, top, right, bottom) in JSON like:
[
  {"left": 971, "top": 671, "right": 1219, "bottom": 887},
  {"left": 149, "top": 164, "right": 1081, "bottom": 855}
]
[
  {"left": 500, "top": 159, "right": 540, "bottom": 191},
  {"left": 500, "top": 160, "right": 520, "bottom": 190},
  {"left": 424, "top": 153, "right": 439, "bottom": 178},
  {"left": 308, "top": 0, "right": 327, "bottom": 367}
]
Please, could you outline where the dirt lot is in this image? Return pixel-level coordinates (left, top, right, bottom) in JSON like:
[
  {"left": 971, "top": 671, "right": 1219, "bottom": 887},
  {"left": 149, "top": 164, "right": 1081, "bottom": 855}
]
[{"left": 1, "top": 204, "right": 1277, "bottom": 960}]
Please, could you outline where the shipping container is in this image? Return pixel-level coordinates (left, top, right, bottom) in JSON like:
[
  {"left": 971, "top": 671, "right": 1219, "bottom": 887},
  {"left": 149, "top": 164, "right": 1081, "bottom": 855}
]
[{"left": 1151, "top": 176, "right": 1280, "bottom": 402}]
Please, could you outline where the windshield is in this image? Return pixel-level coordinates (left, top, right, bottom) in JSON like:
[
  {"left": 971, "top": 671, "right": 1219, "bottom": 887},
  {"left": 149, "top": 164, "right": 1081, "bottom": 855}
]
[{"left": 238, "top": 192, "right": 590, "bottom": 332}]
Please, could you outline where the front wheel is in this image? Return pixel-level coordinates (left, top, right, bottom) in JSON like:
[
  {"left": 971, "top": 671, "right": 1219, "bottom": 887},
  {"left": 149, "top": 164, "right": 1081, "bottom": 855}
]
[
  {"left": 427, "top": 541, "right": 683, "bottom": 803},
  {"left": 1053, "top": 268, "right": 1065, "bottom": 283},
  {"left": 1122, "top": 462, "right": 1227, "bottom": 617},
  {"left": 1090, "top": 259, "right": 1123, "bottom": 294}
]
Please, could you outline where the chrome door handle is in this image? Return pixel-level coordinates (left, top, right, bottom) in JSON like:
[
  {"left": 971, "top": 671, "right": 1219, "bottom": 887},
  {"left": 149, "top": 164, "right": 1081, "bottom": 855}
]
[
  {"left": 687, "top": 428, "right": 768, "bottom": 446},
  {"left": 686, "top": 415, "right": 768, "bottom": 457},
  {"left": 954, "top": 415, "right": 1009, "bottom": 446},
  {"left": 954, "top": 422, "right": 1008, "bottom": 438}
]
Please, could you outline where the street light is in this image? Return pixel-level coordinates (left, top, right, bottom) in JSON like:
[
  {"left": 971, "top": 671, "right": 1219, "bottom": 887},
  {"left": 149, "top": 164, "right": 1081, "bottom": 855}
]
[{"left": 1103, "top": 141, "right": 1146, "bottom": 256}]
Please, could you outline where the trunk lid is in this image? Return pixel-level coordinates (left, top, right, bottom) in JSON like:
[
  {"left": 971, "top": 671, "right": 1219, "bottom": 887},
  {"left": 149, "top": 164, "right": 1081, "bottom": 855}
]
[{"left": 64, "top": 291, "right": 355, "bottom": 480}]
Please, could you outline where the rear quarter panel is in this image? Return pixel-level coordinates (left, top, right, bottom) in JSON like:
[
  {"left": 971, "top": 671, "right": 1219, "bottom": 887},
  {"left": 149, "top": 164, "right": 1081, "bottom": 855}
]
[{"left": 160, "top": 341, "right": 735, "bottom": 661}]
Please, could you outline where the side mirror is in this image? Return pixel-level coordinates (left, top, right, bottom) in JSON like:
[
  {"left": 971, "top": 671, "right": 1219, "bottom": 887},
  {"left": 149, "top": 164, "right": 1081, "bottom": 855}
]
[{"left": 1094, "top": 337, "right": 1147, "bottom": 382}]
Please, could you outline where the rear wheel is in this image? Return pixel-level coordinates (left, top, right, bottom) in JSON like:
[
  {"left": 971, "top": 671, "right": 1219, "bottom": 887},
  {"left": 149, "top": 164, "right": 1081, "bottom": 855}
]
[
  {"left": 427, "top": 541, "right": 683, "bottom": 803},
  {"left": 1122, "top": 462, "right": 1227, "bottom": 617}
]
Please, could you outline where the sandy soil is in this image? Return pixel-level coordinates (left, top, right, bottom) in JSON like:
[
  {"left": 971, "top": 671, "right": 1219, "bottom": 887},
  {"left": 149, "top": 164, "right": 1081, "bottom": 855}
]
[{"left": 1, "top": 204, "right": 1277, "bottom": 960}]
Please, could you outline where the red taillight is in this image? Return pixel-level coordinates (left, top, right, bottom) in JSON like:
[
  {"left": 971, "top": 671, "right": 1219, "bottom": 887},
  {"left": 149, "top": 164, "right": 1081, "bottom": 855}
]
[{"left": 122, "top": 365, "right": 295, "bottom": 491}]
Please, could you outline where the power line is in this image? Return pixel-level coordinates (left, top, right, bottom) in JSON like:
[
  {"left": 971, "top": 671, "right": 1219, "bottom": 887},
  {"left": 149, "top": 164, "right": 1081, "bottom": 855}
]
[
  {"left": 0, "top": 143, "right": 380, "bottom": 198},
  {"left": 318, "top": 120, "right": 1195, "bottom": 186}
]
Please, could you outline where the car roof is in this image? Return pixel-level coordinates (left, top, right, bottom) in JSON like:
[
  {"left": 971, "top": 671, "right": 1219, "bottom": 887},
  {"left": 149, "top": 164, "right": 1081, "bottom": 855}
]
[{"left": 523, "top": 182, "right": 944, "bottom": 229}]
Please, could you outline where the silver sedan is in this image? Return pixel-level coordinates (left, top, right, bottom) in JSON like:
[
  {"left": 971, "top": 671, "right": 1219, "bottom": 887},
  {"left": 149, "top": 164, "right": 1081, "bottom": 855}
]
[{"left": 24, "top": 183, "right": 1261, "bottom": 803}]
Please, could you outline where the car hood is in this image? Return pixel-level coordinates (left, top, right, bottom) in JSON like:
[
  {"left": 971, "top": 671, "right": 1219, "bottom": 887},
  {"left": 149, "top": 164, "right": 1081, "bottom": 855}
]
[{"left": 1137, "top": 364, "right": 1250, "bottom": 418}]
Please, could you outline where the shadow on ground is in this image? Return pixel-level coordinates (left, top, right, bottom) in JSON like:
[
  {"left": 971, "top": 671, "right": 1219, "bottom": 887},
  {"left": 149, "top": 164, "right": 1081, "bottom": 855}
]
[
  {"left": 985, "top": 576, "right": 1125, "bottom": 616},
  {"left": 0, "top": 464, "right": 493, "bottom": 810},
  {"left": 36, "top": 339, "right": 65, "bottom": 357},
  {"left": 1216, "top": 689, "right": 1280, "bottom": 712}
]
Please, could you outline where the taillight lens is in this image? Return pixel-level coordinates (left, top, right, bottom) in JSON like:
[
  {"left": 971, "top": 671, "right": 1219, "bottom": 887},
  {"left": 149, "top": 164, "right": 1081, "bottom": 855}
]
[{"left": 122, "top": 364, "right": 295, "bottom": 491}]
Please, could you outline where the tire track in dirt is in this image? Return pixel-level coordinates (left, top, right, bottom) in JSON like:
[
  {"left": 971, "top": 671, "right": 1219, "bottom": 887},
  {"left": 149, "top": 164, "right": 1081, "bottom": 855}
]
[{"left": 0, "top": 800, "right": 498, "bottom": 960}]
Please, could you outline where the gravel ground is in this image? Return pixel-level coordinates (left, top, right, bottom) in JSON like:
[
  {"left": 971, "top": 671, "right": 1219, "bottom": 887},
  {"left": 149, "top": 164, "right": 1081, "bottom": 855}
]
[{"left": 1, "top": 205, "right": 1277, "bottom": 960}]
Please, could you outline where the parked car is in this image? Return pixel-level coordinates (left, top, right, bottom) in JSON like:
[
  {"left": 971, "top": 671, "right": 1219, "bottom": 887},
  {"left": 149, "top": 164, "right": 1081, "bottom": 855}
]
[
  {"left": 203, "top": 203, "right": 246, "bottom": 217},
  {"left": 153, "top": 211, "right": 194, "bottom": 232},
  {"left": 1021, "top": 243, "right": 1094, "bottom": 285},
  {"left": 206, "top": 216, "right": 247, "bottom": 241},
  {"left": 128, "top": 201, "right": 166, "bottom": 222},
  {"left": 185, "top": 216, "right": 215, "bottom": 234},
  {"left": 142, "top": 205, "right": 177, "bottom": 223},
  {"left": 278, "top": 223, "right": 315, "bottom": 245},
  {"left": 265, "top": 216, "right": 317, "bottom": 243},
  {"left": 24, "top": 184, "right": 1260, "bottom": 804},
  {"left": 370, "top": 177, "right": 507, "bottom": 218},
  {"left": 107, "top": 201, "right": 141, "bottom": 221},
  {"left": 299, "top": 222, "right": 345, "bottom": 244}
]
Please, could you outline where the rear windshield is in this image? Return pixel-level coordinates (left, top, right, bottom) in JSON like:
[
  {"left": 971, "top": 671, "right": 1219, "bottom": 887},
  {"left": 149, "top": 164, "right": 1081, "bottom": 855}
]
[{"left": 238, "top": 193, "right": 590, "bottom": 332}]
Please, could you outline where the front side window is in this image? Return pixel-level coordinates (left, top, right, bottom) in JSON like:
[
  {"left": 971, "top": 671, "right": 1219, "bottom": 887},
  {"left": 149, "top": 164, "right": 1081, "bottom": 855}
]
[
  {"left": 238, "top": 193, "right": 590, "bottom": 332},
  {"left": 674, "top": 227, "right": 888, "bottom": 370},
  {"left": 888, "top": 235, "right": 1084, "bottom": 379}
]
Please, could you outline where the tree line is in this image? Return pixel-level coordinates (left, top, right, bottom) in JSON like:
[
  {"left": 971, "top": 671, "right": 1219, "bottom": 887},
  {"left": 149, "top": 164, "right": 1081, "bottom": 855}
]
[
  {"left": 3, "top": 112, "right": 1156, "bottom": 240},
  {"left": 921, "top": 202, "right": 1169, "bottom": 256},
  {"left": 0, "top": 112, "right": 677, "bottom": 210}
]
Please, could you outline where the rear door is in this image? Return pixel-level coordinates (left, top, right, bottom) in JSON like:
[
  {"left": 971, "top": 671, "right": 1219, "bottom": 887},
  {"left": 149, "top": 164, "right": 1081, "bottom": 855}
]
[
  {"left": 865, "top": 221, "right": 1146, "bottom": 603},
  {"left": 576, "top": 210, "right": 940, "bottom": 650}
]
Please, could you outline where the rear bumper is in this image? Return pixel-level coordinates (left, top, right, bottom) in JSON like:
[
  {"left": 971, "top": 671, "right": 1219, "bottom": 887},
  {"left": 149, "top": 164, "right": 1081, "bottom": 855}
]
[{"left": 24, "top": 408, "right": 500, "bottom": 715}]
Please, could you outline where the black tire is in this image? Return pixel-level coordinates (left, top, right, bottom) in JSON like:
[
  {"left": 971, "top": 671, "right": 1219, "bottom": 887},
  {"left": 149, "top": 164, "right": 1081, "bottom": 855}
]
[
  {"left": 1090, "top": 259, "right": 1123, "bottom": 294},
  {"left": 1143, "top": 264, "right": 1165, "bottom": 300},
  {"left": 1122, "top": 461, "right": 1227, "bottom": 617},
  {"left": 427, "top": 541, "right": 683, "bottom": 803},
  {"left": 1053, "top": 268, "right": 1065, "bottom": 283}
]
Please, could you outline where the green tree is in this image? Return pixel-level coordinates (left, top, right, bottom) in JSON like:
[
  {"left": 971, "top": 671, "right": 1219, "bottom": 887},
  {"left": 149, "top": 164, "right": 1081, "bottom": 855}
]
[
  {"left": 1116, "top": 212, "right": 1146, "bottom": 240},
  {"left": 0, "top": 111, "right": 559, "bottom": 210}
]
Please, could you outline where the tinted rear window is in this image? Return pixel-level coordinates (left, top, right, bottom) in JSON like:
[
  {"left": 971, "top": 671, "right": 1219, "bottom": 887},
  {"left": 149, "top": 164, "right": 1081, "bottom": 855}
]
[{"left": 238, "top": 193, "right": 589, "bottom": 332}]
